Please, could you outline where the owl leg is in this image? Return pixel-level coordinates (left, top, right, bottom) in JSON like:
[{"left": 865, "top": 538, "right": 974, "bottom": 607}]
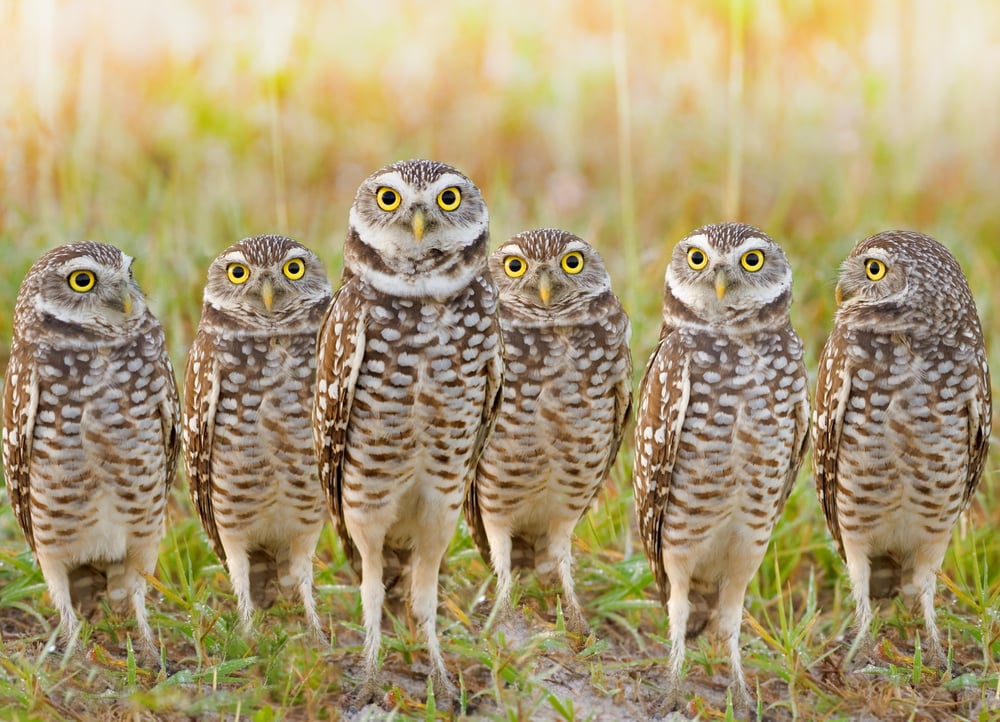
[
  {"left": 221, "top": 547, "right": 256, "bottom": 633},
  {"left": 350, "top": 524, "right": 387, "bottom": 704},
  {"left": 481, "top": 517, "right": 514, "bottom": 627},
  {"left": 549, "top": 518, "right": 588, "bottom": 638},
  {"left": 409, "top": 535, "right": 455, "bottom": 702},
  {"left": 123, "top": 548, "right": 158, "bottom": 660},
  {"left": 35, "top": 553, "right": 82, "bottom": 647},
  {"left": 842, "top": 540, "right": 874, "bottom": 667},
  {"left": 664, "top": 563, "right": 691, "bottom": 711},
  {"left": 716, "top": 572, "right": 754, "bottom": 713},
  {"left": 285, "top": 533, "right": 326, "bottom": 642},
  {"left": 908, "top": 545, "right": 948, "bottom": 665}
]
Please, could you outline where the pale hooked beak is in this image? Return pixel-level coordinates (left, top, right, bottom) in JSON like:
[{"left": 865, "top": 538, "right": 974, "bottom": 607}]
[
  {"left": 538, "top": 271, "right": 552, "bottom": 306},
  {"left": 411, "top": 208, "right": 426, "bottom": 243},
  {"left": 261, "top": 278, "right": 274, "bottom": 311},
  {"left": 714, "top": 268, "right": 728, "bottom": 300}
]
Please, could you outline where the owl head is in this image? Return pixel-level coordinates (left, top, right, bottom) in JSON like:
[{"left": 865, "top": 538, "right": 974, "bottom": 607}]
[
  {"left": 490, "top": 228, "right": 612, "bottom": 319},
  {"left": 665, "top": 222, "right": 793, "bottom": 327},
  {"left": 13, "top": 241, "right": 150, "bottom": 344},
  {"left": 201, "top": 235, "right": 332, "bottom": 331},
  {"left": 345, "top": 159, "right": 490, "bottom": 296},
  {"left": 833, "top": 230, "right": 975, "bottom": 333}
]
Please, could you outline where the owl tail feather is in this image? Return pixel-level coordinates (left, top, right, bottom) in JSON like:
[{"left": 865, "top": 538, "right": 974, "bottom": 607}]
[
  {"left": 869, "top": 554, "right": 902, "bottom": 599},
  {"left": 68, "top": 564, "right": 107, "bottom": 619},
  {"left": 249, "top": 549, "right": 279, "bottom": 610}
]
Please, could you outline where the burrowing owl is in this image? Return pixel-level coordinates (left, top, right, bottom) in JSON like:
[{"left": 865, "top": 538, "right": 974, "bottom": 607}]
[
  {"left": 812, "top": 230, "right": 991, "bottom": 664},
  {"left": 313, "top": 159, "right": 503, "bottom": 701},
  {"left": 1, "top": 242, "right": 180, "bottom": 655},
  {"left": 633, "top": 222, "right": 809, "bottom": 710},
  {"left": 183, "top": 234, "right": 332, "bottom": 636},
  {"left": 465, "top": 228, "right": 631, "bottom": 636}
]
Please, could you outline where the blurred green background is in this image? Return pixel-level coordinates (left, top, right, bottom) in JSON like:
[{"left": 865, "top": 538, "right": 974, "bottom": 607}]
[{"left": 2, "top": 0, "right": 998, "bottom": 371}]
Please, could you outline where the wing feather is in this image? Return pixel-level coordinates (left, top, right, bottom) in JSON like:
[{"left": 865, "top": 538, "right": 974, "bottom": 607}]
[
  {"left": 811, "top": 329, "right": 853, "bottom": 559},
  {"left": 632, "top": 329, "right": 689, "bottom": 605},
  {"left": 182, "top": 333, "right": 227, "bottom": 563},
  {"left": 1, "top": 351, "right": 39, "bottom": 552},
  {"left": 312, "top": 283, "right": 367, "bottom": 573}
]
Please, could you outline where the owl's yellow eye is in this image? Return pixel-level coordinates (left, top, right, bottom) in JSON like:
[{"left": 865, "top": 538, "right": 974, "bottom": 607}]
[
  {"left": 504, "top": 256, "right": 527, "bottom": 278},
  {"left": 687, "top": 247, "right": 708, "bottom": 270},
  {"left": 376, "top": 187, "right": 401, "bottom": 211},
  {"left": 283, "top": 258, "right": 306, "bottom": 280},
  {"left": 67, "top": 270, "right": 96, "bottom": 293},
  {"left": 561, "top": 251, "right": 584, "bottom": 274},
  {"left": 865, "top": 258, "right": 887, "bottom": 281},
  {"left": 740, "top": 249, "right": 765, "bottom": 272},
  {"left": 436, "top": 187, "right": 462, "bottom": 211},
  {"left": 227, "top": 263, "right": 250, "bottom": 284}
]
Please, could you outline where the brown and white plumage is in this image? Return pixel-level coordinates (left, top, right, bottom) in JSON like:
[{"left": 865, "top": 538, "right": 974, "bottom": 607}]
[
  {"left": 812, "top": 230, "right": 991, "bottom": 663},
  {"left": 313, "top": 159, "right": 503, "bottom": 701},
  {"left": 183, "top": 235, "right": 332, "bottom": 636},
  {"left": 465, "top": 229, "right": 631, "bottom": 636},
  {"left": 633, "top": 223, "right": 809, "bottom": 711},
  {"left": 1, "top": 242, "right": 180, "bottom": 655}
]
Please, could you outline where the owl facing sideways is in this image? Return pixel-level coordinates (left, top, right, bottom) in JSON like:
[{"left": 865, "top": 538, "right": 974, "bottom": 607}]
[
  {"left": 313, "top": 159, "right": 503, "bottom": 702},
  {"left": 633, "top": 223, "right": 809, "bottom": 711},
  {"left": 465, "top": 228, "right": 631, "bottom": 637},
  {"left": 812, "top": 230, "right": 991, "bottom": 664},
  {"left": 1, "top": 242, "right": 180, "bottom": 656},
  {"left": 183, "top": 235, "right": 332, "bottom": 636}
]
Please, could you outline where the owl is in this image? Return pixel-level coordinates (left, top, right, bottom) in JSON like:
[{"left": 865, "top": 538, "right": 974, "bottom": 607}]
[
  {"left": 812, "top": 230, "right": 991, "bottom": 665},
  {"left": 183, "top": 234, "right": 332, "bottom": 637},
  {"left": 464, "top": 228, "right": 632, "bottom": 637},
  {"left": 1, "top": 242, "right": 180, "bottom": 656},
  {"left": 632, "top": 223, "right": 810, "bottom": 711},
  {"left": 312, "top": 159, "right": 503, "bottom": 702}
]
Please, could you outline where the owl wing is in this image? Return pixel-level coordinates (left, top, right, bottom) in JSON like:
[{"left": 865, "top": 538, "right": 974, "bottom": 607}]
[
  {"left": 778, "top": 350, "right": 811, "bottom": 510},
  {"left": 962, "top": 348, "right": 992, "bottom": 509},
  {"left": 632, "top": 329, "right": 690, "bottom": 604},
  {"left": 1, "top": 349, "right": 40, "bottom": 552},
  {"left": 811, "top": 328, "right": 853, "bottom": 559},
  {"left": 313, "top": 282, "right": 367, "bottom": 571},
  {"left": 156, "top": 344, "right": 182, "bottom": 496},
  {"left": 182, "top": 331, "right": 228, "bottom": 563}
]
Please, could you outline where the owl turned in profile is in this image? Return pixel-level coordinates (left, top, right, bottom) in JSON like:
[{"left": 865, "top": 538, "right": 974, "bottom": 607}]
[
  {"left": 812, "top": 230, "right": 991, "bottom": 665},
  {"left": 632, "top": 223, "right": 809, "bottom": 712},
  {"left": 183, "top": 235, "right": 332, "bottom": 637},
  {"left": 313, "top": 159, "right": 503, "bottom": 703},
  {"left": 1, "top": 242, "right": 180, "bottom": 656},
  {"left": 465, "top": 228, "right": 631, "bottom": 637}
]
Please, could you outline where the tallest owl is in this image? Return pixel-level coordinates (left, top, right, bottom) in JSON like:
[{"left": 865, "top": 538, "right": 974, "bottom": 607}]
[
  {"left": 313, "top": 159, "right": 503, "bottom": 702},
  {"left": 812, "top": 230, "right": 991, "bottom": 664}
]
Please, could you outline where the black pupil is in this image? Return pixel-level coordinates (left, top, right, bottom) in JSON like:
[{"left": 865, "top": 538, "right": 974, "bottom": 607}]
[
  {"left": 691, "top": 251, "right": 704, "bottom": 265},
  {"left": 441, "top": 190, "right": 456, "bottom": 205},
  {"left": 508, "top": 259, "right": 522, "bottom": 273},
  {"left": 566, "top": 255, "right": 580, "bottom": 268},
  {"left": 381, "top": 190, "right": 397, "bottom": 205}
]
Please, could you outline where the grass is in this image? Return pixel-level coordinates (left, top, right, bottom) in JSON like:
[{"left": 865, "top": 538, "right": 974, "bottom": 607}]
[{"left": 1, "top": 1, "right": 1000, "bottom": 719}]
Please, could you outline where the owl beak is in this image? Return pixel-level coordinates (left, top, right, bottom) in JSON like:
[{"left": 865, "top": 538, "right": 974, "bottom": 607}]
[
  {"left": 411, "top": 208, "right": 426, "bottom": 243},
  {"left": 261, "top": 278, "right": 274, "bottom": 311},
  {"left": 714, "top": 268, "right": 728, "bottom": 300},
  {"left": 538, "top": 271, "right": 552, "bottom": 306}
]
